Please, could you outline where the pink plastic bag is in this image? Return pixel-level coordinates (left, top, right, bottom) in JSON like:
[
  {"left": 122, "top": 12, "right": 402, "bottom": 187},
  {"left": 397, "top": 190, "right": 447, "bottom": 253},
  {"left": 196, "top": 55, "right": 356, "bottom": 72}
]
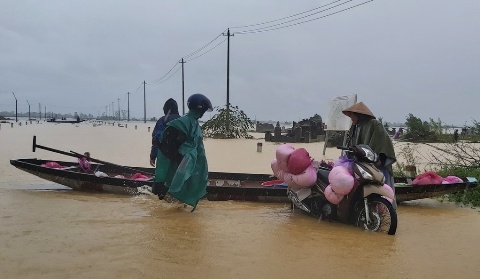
[
  {"left": 41, "top": 161, "right": 65, "bottom": 169},
  {"left": 328, "top": 166, "right": 354, "bottom": 195},
  {"left": 333, "top": 156, "right": 354, "bottom": 174},
  {"left": 382, "top": 184, "right": 395, "bottom": 204},
  {"left": 289, "top": 165, "right": 317, "bottom": 187},
  {"left": 324, "top": 184, "right": 344, "bottom": 205},
  {"left": 287, "top": 148, "right": 312, "bottom": 175},
  {"left": 271, "top": 159, "right": 280, "bottom": 175},
  {"left": 442, "top": 176, "right": 463, "bottom": 184},
  {"left": 130, "top": 173, "right": 149, "bottom": 181},
  {"left": 412, "top": 171, "right": 443, "bottom": 185},
  {"left": 275, "top": 144, "right": 295, "bottom": 170}
]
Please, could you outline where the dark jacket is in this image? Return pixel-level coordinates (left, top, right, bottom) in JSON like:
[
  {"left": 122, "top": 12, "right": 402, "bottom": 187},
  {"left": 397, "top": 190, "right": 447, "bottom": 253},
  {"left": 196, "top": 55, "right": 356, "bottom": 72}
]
[{"left": 150, "top": 98, "right": 181, "bottom": 160}]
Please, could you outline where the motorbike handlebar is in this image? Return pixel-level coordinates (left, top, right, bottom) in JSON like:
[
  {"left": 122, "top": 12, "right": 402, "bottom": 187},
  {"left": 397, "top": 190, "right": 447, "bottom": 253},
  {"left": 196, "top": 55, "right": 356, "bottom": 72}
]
[{"left": 336, "top": 145, "right": 351, "bottom": 151}]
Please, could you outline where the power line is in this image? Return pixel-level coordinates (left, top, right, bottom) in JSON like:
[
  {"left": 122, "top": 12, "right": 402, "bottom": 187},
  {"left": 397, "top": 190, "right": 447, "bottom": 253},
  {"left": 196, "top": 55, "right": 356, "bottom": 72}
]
[
  {"left": 148, "top": 64, "right": 182, "bottom": 86},
  {"left": 185, "top": 37, "right": 228, "bottom": 62},
  {"left": 229, "top": 0, "right": 344, "bottom": 29},
  {"left": 140, "top": 0, "right": 374, "bottom": 90},
  {"left": 183, "top": 30, "right": 227, "bottom": 60},
  {"left": 150, "top": 62, "right": 181, "bottom": 84},
  {"left": 235, "top": 0, "right": 374, "bottom": 35}
]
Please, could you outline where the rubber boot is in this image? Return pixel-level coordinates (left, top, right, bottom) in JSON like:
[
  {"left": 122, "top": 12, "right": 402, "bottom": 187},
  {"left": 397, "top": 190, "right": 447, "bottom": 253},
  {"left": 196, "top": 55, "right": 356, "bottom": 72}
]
[
  {"left": 157, "top": 183, "right": 168, "bottom": 200},
  {"left": 151, "top": 182, "right": 159, "bottom": 195}
]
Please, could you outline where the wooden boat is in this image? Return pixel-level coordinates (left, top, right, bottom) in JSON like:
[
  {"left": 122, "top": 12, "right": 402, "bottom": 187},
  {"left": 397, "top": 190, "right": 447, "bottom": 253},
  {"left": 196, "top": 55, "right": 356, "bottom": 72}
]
[
  {"left": 10, "top": 158, "right": 477, "bottom": 203},
  {"left": 46, "top": 118, "right": 85, "bottom": 124}
]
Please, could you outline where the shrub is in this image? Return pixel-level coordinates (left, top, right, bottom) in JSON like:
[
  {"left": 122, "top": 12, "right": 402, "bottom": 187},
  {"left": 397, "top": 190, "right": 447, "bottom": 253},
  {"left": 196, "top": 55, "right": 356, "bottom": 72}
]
[{"left": 201, "top": 104, "right": 254, "bottom": 139}]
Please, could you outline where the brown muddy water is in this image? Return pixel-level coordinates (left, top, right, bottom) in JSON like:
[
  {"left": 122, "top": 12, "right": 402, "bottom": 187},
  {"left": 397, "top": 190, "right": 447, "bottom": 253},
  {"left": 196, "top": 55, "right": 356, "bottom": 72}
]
[{"left": 1, "top": 121, "right": 479, "bottom": 278}]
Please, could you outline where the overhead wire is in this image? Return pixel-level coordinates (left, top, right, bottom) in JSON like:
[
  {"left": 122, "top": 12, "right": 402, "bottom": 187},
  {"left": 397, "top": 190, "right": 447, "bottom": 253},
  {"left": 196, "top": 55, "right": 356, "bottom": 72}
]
[
  {"left": 234, "top": 0, "right": 374, "bottom": 35},
  {"left": 185, "top": 37, "right": 228, "bottom": 62},
  {"left": 229, "top": 0, "right": 344, "bottom": 29},
  {"left": 183, "top": 29, "right": 227, "bottom": 60},
  {"left": 141, "top": 0, "right": 374, "bottom": 88},
  {"left": 149, "top": 65, "right": 182, "bottom": 86}
]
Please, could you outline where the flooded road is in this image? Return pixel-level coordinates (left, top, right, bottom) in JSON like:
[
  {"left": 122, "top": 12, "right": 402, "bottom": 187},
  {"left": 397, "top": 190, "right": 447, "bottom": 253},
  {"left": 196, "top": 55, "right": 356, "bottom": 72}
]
[{"left": 1, "top": 121, "right": 479, "bottom": 278}]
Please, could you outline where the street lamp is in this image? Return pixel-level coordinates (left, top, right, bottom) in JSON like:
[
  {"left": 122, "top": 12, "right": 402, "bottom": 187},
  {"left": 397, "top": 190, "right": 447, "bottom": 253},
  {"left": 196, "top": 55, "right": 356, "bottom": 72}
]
[
  {"left": 27, "top": 100, "right": 31, "bottom": 120},
  {"left": 12, "top": 92, "right": 17, "bottom": 122}
]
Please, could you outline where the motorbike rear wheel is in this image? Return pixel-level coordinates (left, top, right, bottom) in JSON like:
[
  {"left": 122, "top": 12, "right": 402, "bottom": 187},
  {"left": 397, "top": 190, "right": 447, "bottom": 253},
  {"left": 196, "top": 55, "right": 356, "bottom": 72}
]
[{"left": 354, "top": 196, "right": 397, "bottom": 235}]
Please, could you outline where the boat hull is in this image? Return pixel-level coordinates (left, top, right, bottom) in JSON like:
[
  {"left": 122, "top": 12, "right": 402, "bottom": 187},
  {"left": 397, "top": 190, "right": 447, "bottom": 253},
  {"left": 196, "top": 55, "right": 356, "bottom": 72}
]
[{"left": 10, "top": 159, "right": 477, "bottom": 203}]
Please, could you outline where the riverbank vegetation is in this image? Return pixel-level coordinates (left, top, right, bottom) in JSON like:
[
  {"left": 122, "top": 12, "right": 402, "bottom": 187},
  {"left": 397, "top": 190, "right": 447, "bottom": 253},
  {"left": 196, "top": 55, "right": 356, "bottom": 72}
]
[{"left": 394, "top": 114, "right": 480, "bottom": 206}]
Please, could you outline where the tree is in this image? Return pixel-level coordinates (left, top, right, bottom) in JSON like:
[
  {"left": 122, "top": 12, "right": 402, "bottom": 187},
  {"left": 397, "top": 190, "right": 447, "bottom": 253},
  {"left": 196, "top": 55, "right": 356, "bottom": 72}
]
[
  {"left": 201, "top": 104, "right": 254, "bottom": 139},
  {"left": 404, "top": 113, "right": 433, "bottom": 141}
]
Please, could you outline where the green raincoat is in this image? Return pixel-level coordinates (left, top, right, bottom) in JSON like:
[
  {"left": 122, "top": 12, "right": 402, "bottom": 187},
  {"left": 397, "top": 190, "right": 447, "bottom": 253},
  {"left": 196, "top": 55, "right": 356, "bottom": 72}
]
[
  {"left": 348, "top": 118, "right": 396, "bottom": 172},
  {"left": 154, "top": 111, "right": 208, "bottom": 208}
]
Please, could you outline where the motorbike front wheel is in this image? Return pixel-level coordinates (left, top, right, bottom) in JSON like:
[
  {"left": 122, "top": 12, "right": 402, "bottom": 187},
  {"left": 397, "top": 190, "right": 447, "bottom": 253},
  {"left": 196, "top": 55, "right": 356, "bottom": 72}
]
[{"left": 354, "top": 196, "right": 397, "bottom": 235}]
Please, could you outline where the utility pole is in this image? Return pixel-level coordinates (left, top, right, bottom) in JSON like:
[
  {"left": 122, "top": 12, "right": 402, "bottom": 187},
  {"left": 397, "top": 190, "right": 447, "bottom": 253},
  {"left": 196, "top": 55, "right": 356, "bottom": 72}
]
[
  {"left": 143, "top": 80, "right": 146, "bottom": 123},
  {"left": 105, "top": 106, "right": 108, "bottom": 120},
  {"left": 127, "top": 92, "right": 130, "bottom": 122},
  {"left": 12, "top": 92, "right": 17, "bottom": 122},
  {"left": 179, "top": 58, "right": 186, "bottom": 115},
  {"left": 117, "top": 98, "right": 120, "bottom": 121},
  {"left": 39, "top": 103, "right": 41, "bottom": 120},
  {"left": 223, "top": 28, "right": 234, "bottom": 132},
  {"left": 44, "top": 106, "right": 46, "bottom": 120},
  {"left": 27, "top": 100, "right": 30, "bottom": 120},
  {"left": 111, "top": 102, "right": 114, "bottom": 120}
]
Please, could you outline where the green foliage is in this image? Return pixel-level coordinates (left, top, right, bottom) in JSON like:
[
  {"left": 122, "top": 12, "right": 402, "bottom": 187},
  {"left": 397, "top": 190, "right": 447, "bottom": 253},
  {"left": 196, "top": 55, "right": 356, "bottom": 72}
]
[
  {"left": 404, "top": 113, "right": 434, "bottom": 141},
  {"left": 429, "top": 117, "right": 444, "bottom": 136},
  {"left": 423, "top": 142, "right": 480, "bottom": 207},
  {"left": 436, "top": 167, "right": 480, "bottom": 207},
  {"left": 201, "top": 104, "right": 254, "bottom": 139}
]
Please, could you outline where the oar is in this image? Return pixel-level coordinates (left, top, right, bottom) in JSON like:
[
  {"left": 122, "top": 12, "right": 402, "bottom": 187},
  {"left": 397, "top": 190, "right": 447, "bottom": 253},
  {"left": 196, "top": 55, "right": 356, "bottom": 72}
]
[{"left": 32, "top": 136, "right": 154, "bottom": 176}]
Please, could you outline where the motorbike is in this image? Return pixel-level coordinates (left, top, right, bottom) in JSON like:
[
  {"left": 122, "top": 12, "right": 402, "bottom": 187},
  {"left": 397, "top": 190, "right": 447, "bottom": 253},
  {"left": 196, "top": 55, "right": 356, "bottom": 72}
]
[{"left": 287, "top": 144, "right": 398, "bottom": 235}]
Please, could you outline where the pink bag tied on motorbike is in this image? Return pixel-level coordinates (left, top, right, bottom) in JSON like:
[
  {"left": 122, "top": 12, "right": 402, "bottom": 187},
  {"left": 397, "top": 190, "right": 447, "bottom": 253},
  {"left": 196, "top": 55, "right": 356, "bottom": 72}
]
[
  {"left": 333, "top": 156, "right": 354, "bottom": 174},
  {"left": 328, "top": 166, "right": 354, "bottom": 195},
  {"left": 325, "top": 184, "right": 344, "bottom": 205},
  {"left": 287, "top": 148, "right": 313, "bottom": 175},
  {"left": 288, "top": 165, "right": 317, "bottom": 187},
  {"left": 442, "top": 176, "right": 463, "bottom": 184},
  {"left": 412, "top": 171, "right": 443, "bottom": 185},
  {"left": 271, "top": 159, "right": 280, "bottom": 175},
  {"left": 275, "top": 144, "right": 295, "bottom": 171},
  {"left": 382, "top": 184, "right": 395, "bottom": 204}
]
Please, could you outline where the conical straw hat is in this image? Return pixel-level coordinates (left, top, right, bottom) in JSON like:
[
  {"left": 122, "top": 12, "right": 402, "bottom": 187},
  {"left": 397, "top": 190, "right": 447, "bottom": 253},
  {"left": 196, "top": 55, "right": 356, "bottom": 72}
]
[{"left": 342, "top": 102, "right": 375, "bottom": 118}]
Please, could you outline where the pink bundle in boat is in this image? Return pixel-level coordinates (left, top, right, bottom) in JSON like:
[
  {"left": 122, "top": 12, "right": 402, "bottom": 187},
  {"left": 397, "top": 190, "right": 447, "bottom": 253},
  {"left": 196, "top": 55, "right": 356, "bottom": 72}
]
[
  {"left": 41, "top": 161, "right": 65, "bottom": 169},
  {"left": 442, "top": 176, "right": 463, "bottom": 184},
  {"left": 130, "top": 173, "right": 149, "bottom": 181},
  {"left": 412, "top": 171, "right": 443, "bottom": 185}
]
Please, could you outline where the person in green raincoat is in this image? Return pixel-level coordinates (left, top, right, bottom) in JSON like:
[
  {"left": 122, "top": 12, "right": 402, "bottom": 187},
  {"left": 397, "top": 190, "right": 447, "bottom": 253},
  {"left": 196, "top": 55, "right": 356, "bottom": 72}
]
[
  {"left": 154, "top": 93, "right": 213, "bottom": 210},
  {"left": 342, "top": 102, "right": 397, "bottom": 207}
]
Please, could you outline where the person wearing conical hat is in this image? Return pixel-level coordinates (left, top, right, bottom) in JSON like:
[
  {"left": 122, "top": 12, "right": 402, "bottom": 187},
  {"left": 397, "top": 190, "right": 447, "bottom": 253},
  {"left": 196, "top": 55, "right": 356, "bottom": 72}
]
[{"left": 342, "top": 102, "right": 397, "bottom": 206}]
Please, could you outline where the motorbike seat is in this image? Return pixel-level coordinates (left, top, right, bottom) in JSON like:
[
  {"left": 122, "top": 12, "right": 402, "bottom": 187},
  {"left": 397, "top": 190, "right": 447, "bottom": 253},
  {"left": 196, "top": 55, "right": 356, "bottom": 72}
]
[{"left": 317, "top": 167, "right": 330, "bottom": 184}]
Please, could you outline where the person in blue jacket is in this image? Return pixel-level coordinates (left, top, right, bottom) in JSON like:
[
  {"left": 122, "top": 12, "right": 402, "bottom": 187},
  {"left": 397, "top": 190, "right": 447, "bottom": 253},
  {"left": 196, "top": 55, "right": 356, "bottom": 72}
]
[{"left": 150, "top": 98, "right": 181, "bottom": 194}]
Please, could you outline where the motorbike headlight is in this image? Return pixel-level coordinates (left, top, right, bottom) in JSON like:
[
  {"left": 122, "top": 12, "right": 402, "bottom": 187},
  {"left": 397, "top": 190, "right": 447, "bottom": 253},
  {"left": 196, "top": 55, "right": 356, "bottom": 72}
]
[
  {"left": 357, "top": 165, "right": 374, "bottom": 180},
  {"left": 361, "top": 147, "right": 378, "bottom": 163}
]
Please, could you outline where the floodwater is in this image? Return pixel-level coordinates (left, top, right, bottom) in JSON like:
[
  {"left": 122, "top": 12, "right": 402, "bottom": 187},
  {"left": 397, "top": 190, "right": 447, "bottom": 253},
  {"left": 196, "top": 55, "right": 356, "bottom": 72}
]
[{"left": 1, "top": 120, "right": 479, "bottom": 279}]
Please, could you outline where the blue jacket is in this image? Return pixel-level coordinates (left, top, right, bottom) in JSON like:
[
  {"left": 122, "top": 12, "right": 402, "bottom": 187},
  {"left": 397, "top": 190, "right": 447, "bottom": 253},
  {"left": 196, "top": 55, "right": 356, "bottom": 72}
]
[{"left": 150, "top": 98, "right": 181, "bottom": 160}]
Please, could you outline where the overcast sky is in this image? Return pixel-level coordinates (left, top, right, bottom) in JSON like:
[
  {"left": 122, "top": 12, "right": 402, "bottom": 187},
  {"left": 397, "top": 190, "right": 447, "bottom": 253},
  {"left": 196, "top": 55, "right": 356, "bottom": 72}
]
[{"left": 1, "top": 0, "right": 479, "bottom": 126}]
